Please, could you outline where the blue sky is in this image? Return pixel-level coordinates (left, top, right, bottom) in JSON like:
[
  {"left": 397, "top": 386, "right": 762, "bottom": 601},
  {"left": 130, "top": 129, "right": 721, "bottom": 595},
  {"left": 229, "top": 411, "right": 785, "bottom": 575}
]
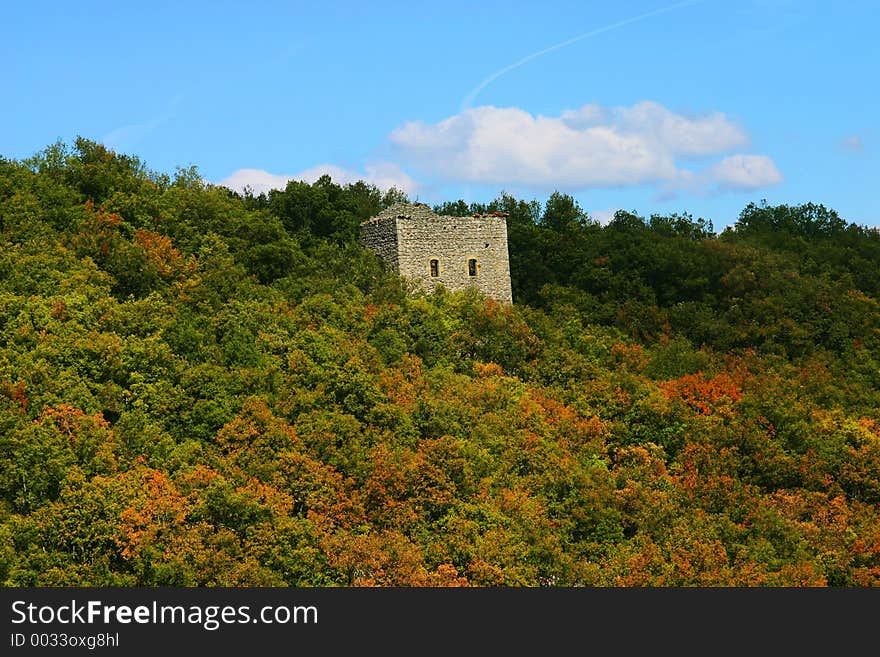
[{"left": 2, "top": 0, "right": 877, "bottom": 229}]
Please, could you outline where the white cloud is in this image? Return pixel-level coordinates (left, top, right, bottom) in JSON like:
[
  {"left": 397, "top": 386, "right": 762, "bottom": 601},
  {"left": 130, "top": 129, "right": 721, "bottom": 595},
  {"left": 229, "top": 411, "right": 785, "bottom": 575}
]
[
  {"left": 361, "top": 162, "right": 419, "bottom": 194},
  {"left": 390, "top": 102, "right": 780, "bottom": 195},
  {"left": 218, "top": 100, "right": 780, "bottom": 201},
  {"left": 390, "top": 105, "right": 673, "bottom": 187},
  {"left": 591, "top": 208, "right": 619, "bottom": 226},
  {"left": 610, "top": 101, "right": 750, "bottom": 157},
  {"left": 217, "top": 162, "right": 417, "bottom": 196},
  {"left": 218, "top": 168, "right": 292, "bottom": 195},
  {"left": 285, "top": 163, "right": 365, "bottom": 186},
  {"left": 839, "top": 135, "right": 864, "bottom": 153},
  {"left": 707, "top": 154, "right": 783, "bottom": 191}
]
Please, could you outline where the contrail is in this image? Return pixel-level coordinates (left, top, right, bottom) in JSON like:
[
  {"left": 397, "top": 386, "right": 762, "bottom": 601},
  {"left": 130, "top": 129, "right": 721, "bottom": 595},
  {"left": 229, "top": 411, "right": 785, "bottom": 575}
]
[{"left": 460, "top": 0, "right": 705, "bottom": 111}]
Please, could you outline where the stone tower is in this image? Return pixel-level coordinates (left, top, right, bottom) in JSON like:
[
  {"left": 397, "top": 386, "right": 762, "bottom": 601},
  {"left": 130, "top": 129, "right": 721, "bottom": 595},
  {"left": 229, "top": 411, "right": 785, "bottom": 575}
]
[{"left": 359, "top": 202, "right": 513, "bottom": 304}]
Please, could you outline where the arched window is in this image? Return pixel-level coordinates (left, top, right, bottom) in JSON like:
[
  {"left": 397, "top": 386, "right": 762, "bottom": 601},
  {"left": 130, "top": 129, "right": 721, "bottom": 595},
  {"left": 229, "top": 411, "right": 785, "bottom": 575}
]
[
  {"left": 468, "top": 258, "right": 477, "bottom": 276},
  {"left": 429, "top": 259, "right": 439, "bottom": 277}
]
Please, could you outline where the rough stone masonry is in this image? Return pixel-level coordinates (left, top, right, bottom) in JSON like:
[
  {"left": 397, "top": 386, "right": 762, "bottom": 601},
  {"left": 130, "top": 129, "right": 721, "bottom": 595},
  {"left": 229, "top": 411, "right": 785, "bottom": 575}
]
[{"left": 359, "top": 202, "right": 513, "bottom": 304}]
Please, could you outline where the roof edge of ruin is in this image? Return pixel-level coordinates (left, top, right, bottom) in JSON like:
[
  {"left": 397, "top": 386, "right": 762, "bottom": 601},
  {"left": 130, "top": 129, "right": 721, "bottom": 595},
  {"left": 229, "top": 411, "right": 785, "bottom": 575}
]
[{"left": 360, "top": 202, "right": 510, "bottom": 226}]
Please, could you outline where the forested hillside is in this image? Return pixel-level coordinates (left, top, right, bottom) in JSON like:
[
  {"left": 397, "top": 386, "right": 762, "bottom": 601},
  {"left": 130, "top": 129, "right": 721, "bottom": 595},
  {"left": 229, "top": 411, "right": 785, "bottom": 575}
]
[{"left": 1, "top": 138, "right": 879, "bottom": 586}]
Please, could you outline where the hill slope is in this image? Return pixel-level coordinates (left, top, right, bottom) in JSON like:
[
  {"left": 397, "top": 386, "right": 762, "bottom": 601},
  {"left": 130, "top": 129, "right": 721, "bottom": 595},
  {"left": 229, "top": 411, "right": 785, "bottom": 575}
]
[{"left": 1, "top": 139, "right": 878, "bottom": 586}]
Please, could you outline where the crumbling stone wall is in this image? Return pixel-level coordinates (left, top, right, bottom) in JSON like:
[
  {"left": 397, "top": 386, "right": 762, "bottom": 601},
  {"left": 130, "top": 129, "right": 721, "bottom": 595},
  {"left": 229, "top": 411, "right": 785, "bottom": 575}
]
[
  {"left": 360, "top": 203, "right": 513, "bottom": 304},
  {"left": 358, "top": 212, "right": 398, "bottom": 271}
]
